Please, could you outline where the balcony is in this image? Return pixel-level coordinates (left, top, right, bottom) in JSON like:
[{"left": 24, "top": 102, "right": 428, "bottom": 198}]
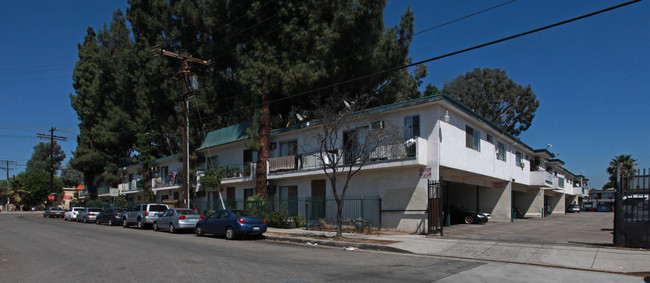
[
  {"left": 152, "top": 175, "right": 181, "bottom": 189},
  {"left": 119, "top": 180, "right": 142, "bottom": 194},
  {"left": 268, "top": 139, "right": 422, "bottom": 174},
  {"left": 530, "top": 170, "right": 554, "bottom": 187},
  {"left": 97, "top": 186, "right": 110, "bottom": 196}
]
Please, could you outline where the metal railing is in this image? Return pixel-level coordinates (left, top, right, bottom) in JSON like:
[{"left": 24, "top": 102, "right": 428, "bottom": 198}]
[
  {"left": 153, "top": 175, "right": 181, "bottom": 188},
  {"left": 268, "top": 140, "right": 417, "bottom": 174}
]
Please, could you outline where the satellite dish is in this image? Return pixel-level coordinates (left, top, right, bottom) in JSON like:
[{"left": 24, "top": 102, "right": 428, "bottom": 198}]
[
  {"left": 343, "top": 100, "right": 351, "bottom": 110},
  {"left": 296, "top": 113, "right": 304, "bottom": 121},
  {"left": 546, "top": 144, "right": 552, "bottom": 149}
]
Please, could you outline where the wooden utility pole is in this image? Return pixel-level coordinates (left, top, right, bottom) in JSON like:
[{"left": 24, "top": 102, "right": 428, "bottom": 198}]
[
  {"left": 37, "top": 128, "right": 67, "bottom": 200},
  {"left": 1, "top": 160, "right": 16, "bottom": 207},
  {"left": 156, "top": 49, "right": 210, "bottom": 209}
]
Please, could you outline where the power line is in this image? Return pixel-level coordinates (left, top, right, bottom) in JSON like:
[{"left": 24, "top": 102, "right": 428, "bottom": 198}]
[{"left": 195, "top": 0, "right": 641, "bottom": 123}]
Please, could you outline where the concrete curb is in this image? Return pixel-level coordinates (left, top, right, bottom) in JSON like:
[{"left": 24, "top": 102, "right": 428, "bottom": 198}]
[{"left": 264, "top": 234, "right": 411, "bottom": 254}]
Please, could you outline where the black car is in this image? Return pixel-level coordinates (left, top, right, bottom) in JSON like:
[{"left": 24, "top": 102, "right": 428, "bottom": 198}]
[
  {"left": 447, "top": 205, "right": 491, "bottom": 224},
  {"left": 96, "top": 208, "right": 127, "bottom": 226}
]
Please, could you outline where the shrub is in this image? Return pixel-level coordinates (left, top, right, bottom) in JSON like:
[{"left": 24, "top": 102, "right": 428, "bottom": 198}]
[{"left": 265, "top": 211, "right": 287, "bottom": 228}]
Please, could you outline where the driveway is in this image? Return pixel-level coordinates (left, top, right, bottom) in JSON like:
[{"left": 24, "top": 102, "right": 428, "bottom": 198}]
[{"left": 441, "top": 211, "right": 614, "bottom": 247}]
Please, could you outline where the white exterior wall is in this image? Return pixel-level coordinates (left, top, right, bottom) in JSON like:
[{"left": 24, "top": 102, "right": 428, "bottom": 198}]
[{"left": 438, "top": 108, "right": 531, "bottom": 186}]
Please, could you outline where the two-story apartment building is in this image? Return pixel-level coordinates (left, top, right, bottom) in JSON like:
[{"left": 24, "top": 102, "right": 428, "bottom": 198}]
[{"left": 193, "top": 94, "right": 588, "bottom": 233}]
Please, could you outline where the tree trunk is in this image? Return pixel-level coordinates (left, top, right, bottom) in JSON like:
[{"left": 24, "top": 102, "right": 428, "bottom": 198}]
[
  {"left": 255, "top": 89, "right": 270, "bottom": 198},
  {"left": 336, "top": 199, "right": 343, "bottom": 238}
]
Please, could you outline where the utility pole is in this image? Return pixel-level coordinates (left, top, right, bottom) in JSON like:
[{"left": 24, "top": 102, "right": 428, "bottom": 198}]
[
  {"left": 37, "top": 128, "right": 67, "bottom": 202},
  {"left": 156, "top": 49, "right": 210, "bottom": 209},
  {"left": 1, "top": 160, "right": 16, "bottom": 207}
]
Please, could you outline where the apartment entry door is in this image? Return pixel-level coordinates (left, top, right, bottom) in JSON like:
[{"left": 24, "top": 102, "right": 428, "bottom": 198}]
[{"left": 310, "top": 180, "right": 327, "bottom": 221}]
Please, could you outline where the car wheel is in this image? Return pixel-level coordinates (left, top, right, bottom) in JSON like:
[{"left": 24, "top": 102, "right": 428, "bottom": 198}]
[
  {"left": 226, "top": 227, "right": 236, "bottom": 240},
  {"left": 137, "top": 219, "right": 144, "bottom": 229},
  {"left": 108, "top": 219, "right": 113, "bottom": 226},
  {"left": 96, "top": 219, "right": 101, "bottom": 225},
  {"left": 195, "top": 226, "right": 204, "bottom": 237},
  {"left": 169, "top": 223, "right": 175, "bottom": 234},
  {"left": 464, "top": 215, "right": 474, "bottom": 224},
  {"left": 153, "top": 222, "right": 159, "bottom": 231},
  {"left": 123, "top": 218, "right": 129, "bottom": 228},
  {"left": 83, "top": 217, "right": 88, "bottom": 223}
]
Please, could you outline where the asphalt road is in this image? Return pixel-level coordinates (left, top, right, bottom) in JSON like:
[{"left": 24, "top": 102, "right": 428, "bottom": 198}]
[
  {"left": 0, "top": 213, "right": 639, "bottom": 282},
  {"left": 442, "top": 211, "right": 614, "bottom": 247}
]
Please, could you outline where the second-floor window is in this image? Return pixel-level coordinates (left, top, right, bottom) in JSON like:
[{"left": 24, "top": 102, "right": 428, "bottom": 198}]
[
  {"left": 404, "top": 115, "right": 420, "bottom": 140},
  {"left": 279, "top": 141, "right": 298, "bottom": 157},
  {"left": 466, "top": 126, "right": 480, "bottom": 151},
  {"left": 497, "top": 142, "right": 506, "bottom": 161},
  {"left": 516, "top": 152, "right": 523, "bottom": 168}
]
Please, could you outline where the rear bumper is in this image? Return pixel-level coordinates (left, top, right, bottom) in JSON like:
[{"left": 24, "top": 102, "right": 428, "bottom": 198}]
[{"left": 237, "top": 224, "right": 268, "bottom": 235}]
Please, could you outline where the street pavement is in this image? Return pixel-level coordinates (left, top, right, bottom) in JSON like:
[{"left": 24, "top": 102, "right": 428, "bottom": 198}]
[
  {"left": 2, "top": 210, "right": 648, "bottom": 282},
  {"left": 265, "top": 212, "right": 650, "bottom": 276}
]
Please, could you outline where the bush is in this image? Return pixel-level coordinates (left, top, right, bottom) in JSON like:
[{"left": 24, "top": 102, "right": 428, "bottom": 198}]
[
  {"left": 245, "top": 195, "right": 268, "bottom": 217},
  {"left": 265, "top": 211, "right": 287, "bottom": 228},
  {"left": 293, "top": 215, "right": 306, "bottom": 228}
]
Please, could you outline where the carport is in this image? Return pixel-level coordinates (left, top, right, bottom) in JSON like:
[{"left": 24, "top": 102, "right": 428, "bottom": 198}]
[
  {"left": 512, "top": 185, "right": 543, "bottom": 218},
  {"left": 543, "top": 190, "right": 565, "bottom": 216},
  {"left": 441, "top": 180, "right": 511, "bottom": 225}
]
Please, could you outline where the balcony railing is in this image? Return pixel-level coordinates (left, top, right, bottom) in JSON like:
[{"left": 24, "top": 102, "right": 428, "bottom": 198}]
[
  {"left": 119, "top": 180, "right": 142, "bottom": 193},
  {"left": 97, "top": 186, "right": 110, "bottom": 196},
  {"left": 153, "top": 175, "right": 181, "bottom": 189},
  {"left": 269, "top": 140, "right": 417, "bottom": 173}
]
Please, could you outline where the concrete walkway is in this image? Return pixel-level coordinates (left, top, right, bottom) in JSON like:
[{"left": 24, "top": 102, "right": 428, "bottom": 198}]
[{"left": 265, "top": 227, "right": 650, "bottom": 276}]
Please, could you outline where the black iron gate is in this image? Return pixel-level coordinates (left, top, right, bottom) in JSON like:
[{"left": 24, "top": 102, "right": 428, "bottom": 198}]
[
  {"left": 614, "top": 169, "right": 650, "bottom": 248},
  {"left": 428, "top": 180, "right": 443, "bottom": 235}
]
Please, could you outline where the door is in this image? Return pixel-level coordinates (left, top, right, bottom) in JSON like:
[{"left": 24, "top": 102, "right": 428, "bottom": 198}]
[
  {"left": 280, "top": 186, "right": 298, "bottom": 217},
  {"left": 311, "top": 180, "right": 327, "bottom": 221}
]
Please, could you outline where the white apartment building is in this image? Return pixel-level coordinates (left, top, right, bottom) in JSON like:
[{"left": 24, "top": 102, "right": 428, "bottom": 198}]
[{"left": 193, "top": 95, "right": 588, "bottom": 233}]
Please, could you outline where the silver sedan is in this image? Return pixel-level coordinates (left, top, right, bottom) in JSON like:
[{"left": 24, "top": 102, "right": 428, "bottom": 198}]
[{"left": 153, "top": 208, "right": 201, "bottom": 233}]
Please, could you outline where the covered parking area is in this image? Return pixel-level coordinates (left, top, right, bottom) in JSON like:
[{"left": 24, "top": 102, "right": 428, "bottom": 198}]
[
  {"left": 544, "top": 189, "right": 565, "bottom": 216},
  {"left": 512, "top": 185, "right": 544, "bottom": 218},
  {"left": 440, "top": 167, "right": 513, "bottom": 225}
]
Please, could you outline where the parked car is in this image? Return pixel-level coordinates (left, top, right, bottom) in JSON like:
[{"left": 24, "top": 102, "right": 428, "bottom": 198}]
[
  {"left": 77, "top": 207, "right": 103, "bottom": 223},
  {"left": 96, "top": 208, "right": 127, "bottom": 226},
  {"left": 153, "top": 208, "right": 201, "bottom": 233},
  {"left": 64, "top": 207, "right": 85, "bottom": 221},
  {"left": 195, "top": 209, "right": 267, "bottom": 240},
  {"left": 447, "top": 205, "right": 490, "bottom": 224},
  {"left": 123, "top": 203, "right": 169, "bottom": 229},
  {"left": 43, "top": 207, "right": 65, "bottom": 218},
  {"left": 567, "top": 203, "right": 581, "bottom": 213}
]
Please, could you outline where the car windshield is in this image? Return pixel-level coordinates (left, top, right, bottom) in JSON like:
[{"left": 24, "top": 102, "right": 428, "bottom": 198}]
[
  {"left": 149, "top": 205, "right": 168, "bottom": 212},
  {"left": 176, "top": 209, "right": 198, "bottom": 215},
  {"left": 114, "top": 208, "right": 126, "bottom": 212},
  {"left": 232, "top": 210, "right": 255, "bottom": 217},
  {"left": 89, "top": 208, "right": 103, "bottom": 212}
]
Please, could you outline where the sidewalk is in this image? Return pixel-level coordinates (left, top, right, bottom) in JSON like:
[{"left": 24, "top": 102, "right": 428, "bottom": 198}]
[{"left": 265, "top": 227, "right": 650, "bottom": 275}]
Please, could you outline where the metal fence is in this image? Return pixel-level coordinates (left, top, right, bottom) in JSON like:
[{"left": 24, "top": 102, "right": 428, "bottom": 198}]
[
  {"left": 614, "top": 169, "right": 650, "bottom": 248},
  {"left": 195, "top": 195, "right": 381, "bottom": 230}
]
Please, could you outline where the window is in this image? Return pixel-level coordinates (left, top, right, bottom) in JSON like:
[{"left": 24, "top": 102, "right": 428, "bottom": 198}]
[
  {"left": 404, "top": 115, "right": 420, "bottom": 140},
  {"left": 465, "top": 126, "right": 480, "bottom": 151},
  {"left": 370, "top": 121, "right": 384, "bottom": 129},
  {"left": 343, "top": 126, "right": 370, "bottom": 164},
  {"left": 487, "top": 134, "right": 493, "bottom": 144},
  {"left": 279, "top": 141, "right": 298, "bottom": 157},
  {"left": 516, "top": 152, "right": 523, "bottom": 168},
  {"left": 496, "top": 142, "right": 506, "bottom": 161}
]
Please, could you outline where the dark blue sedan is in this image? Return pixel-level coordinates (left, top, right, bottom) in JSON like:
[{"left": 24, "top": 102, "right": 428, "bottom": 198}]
[{"left": 195, "top": 210, "right": 267, "bottom": 240}]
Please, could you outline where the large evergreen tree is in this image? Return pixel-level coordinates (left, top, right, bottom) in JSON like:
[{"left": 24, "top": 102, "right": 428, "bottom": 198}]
[
  {"left": 25, "top": 141, "right": 66, "bottom": 174},
  {"left": 442, "top": 67, "right": 540, "bottom": 136}
]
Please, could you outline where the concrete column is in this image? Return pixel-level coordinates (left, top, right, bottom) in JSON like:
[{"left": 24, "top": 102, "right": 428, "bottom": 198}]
[{"left": 490, "top": 182, "right": 512, "bottom": 222}]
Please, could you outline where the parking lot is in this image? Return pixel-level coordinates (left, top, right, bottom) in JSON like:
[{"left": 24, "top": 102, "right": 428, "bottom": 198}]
[{"left": 441, "top": 211, "right": 614, "bottom": 247}]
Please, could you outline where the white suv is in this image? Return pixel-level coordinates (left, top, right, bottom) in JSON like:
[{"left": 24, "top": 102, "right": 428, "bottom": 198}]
[{"left": 64, "top": 207, "right": 85, "bottom": 221}]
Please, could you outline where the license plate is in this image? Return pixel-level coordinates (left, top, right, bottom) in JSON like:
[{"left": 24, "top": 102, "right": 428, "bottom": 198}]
[{"left": 253, "top": 226, "right": 260, "bottom": 231}]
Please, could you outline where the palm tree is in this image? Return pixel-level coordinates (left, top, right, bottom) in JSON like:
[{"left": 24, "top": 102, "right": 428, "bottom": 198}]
[{"left": 606, "top": 154, "right": 637, "bottom": 188}]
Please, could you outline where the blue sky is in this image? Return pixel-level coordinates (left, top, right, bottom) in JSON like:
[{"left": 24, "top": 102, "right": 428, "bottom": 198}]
[{"left": 0, "top": 1, "right": 648, "bottom": 190}]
